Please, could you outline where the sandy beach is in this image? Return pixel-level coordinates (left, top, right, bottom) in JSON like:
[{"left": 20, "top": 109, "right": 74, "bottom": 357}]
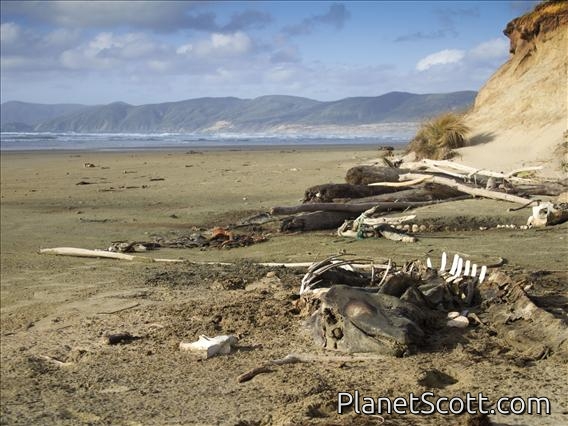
[{"left": 1, "top": 148, "right": 567, "bottom": 425}]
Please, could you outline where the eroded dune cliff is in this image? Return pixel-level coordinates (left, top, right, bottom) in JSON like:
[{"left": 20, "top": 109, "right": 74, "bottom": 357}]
[{"left": 458, "top": 1, "right": 568, "bottom": 176}]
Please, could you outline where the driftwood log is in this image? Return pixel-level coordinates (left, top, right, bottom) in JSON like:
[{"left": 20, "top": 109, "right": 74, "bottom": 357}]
[
  {"left": 394, "top": 160, "right": 568, "bottom": 196},
  {"left": 303, "top": 183, "right": 401, "bottom": 203},
  {"left": 344, "top": 184, "right": 464, "bottom": 204},
  {"left": 400, "top": 173, "right": 533, "bottom": 205},
  {"left": 272, "top": 199, "right": 461, "bottom": 216},
  {"left": 403, "top": 159, "right": 544, "bottom": 183},
  {"left": 345, "top": 166, "right": 408, "bottom": 185},
  {"left": 515, "top": 179, "right": 568, "bottom": 196},
  {"left": 280, "top": 211, "right": 355, "bottom": 232}
]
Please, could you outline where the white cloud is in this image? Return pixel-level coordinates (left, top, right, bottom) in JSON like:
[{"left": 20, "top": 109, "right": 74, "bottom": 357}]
[
  {"left": 147, "top": 60, "right": 171, "bottom": 72},
  {"left": 43, "top": 28, "right": 80, "bottom": 48},
  {"left": 266, "top": 65, "right": 298, "bottom": 83},
  {"left": 212, "top": 32, "right": 250, "bottom": 51},
  {"left": 1, "top": 22, "right": 78, "bottom": 53},
  {"left": 416, "top": 49, "right": 465, "bottom": 71},
  {"left": 176, "top": 44, "right": 193, "bottom": 55},
  {"left": 187, "top": 32, "right": 253, "bottom": 57},
  {"left": 0, "top": 22, "right": 21, "bottom": 44},
  {"left": 416, "top": 38, "right": 509, "bottom": 73},
  {"left": 60, "top": 32, "right": 165, "bottom": 70},
  {"left": 469, "top": 37, "right": 509, "bottom": 60},
  {"left": 2, "top": 2, "right": 271, "bottom": 34}
]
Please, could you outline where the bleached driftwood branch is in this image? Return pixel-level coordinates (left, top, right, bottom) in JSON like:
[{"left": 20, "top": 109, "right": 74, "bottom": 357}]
[
  {"left": 337, "top": 207, "right": 417, "bottom": 241},
  {"left": 39, "top": 247, "right": 382, "bottom": 269},
  {"left": 403, "top": 160, "right": 543, "bottom": 183},
  {"left": 367, "top": 177, "right": 428, "bottom": 187},
  {"left": 39, "top": 247, "right": 185, "bottom": 263},
  {"left": 399, "top": 174, "right": 533, "bottom": 205}
]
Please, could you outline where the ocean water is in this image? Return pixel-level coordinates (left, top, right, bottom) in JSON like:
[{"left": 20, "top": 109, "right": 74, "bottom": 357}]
[{"left": 0, "top": 132, "right": 410, "bottom": 151}]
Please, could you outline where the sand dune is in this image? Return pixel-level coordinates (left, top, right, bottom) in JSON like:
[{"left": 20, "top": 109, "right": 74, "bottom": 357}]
[{"left": 458, "top": 2, "right": 568, "bottom": 177}]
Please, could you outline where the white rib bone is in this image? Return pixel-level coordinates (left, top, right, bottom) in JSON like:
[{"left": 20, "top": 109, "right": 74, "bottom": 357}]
[
  {"left": 449, "top": 254, "right": 459, "bottom": 276},
  {"left": 464, "top": 260, "right": 471, "bottom": 276},
  {"left": 440, "top": 252, "right": 447, "bottom": 272},
  {"left": 455, "top": 258, "right": 464, "bottom": 277},
  {"left": 471, "top": 264, "right": 478, "bottom": 277},
  {"left": 479, "top": 265, "right": 487, "bottom": 284}
]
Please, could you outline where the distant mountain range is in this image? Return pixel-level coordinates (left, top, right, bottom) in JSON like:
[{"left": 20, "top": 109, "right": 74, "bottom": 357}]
[{"left": 0, "top": 91, "right": 476, "bottom": 133}]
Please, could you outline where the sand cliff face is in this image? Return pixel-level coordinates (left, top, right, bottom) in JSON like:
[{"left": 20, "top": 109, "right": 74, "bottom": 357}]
[{"left": 458, "top": 1, "right": 568, "bottom": 175}]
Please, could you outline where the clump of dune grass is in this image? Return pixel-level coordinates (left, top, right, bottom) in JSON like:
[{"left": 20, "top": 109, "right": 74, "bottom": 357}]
[{"left": 407, "top": 112, "right": 470, "bottom": 160}]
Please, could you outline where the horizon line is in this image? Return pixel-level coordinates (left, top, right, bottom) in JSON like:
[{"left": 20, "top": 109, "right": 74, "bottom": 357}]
[{"left": 0, "top": 89, "right": 478, "bottom": 107}]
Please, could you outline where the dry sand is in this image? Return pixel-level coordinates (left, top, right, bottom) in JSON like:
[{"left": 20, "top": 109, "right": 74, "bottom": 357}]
[{"left": 1, "top": 148, "right": 567, "bottom": 425}]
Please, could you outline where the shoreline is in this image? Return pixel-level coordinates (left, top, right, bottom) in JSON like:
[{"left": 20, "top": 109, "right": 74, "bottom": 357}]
[{"left": 0, "top": 143, "right": 397, "bottom": 154}]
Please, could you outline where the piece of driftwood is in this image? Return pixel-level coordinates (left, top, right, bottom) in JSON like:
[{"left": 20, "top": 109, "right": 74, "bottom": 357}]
[
  {"left": 233, "top": 212, "right": 278, "bottom": 228},
  {"left": 303, "top": 183, "right": 400, "bottom": 203},
  {"left": 338, "top": 212, "right": 417, "bottom": 242},
  {"left": 338, "top": 214, "right": 416, "bottom": 236},
  {"left": 39, "top": 247, "right": 383, "bottom": 268},
  {"left": 273, "top": 199, "right": 458, "bottom": 216},
  {"left": 346, "top": 184, "right": 463, "bottom": 204},
  {"left": 514, "top": 180, "right": 568, "bottom": 196},
  {"left": 40, "top": 247, "right": 184, "bottom": 263},
  {"left": 38, "top": 355, "right": 73, "bottom": 367},
  {"left": 97, "top": 303, "right": 140, "bottom": 315},
  {"left": 376, "top": 225, "right": 416, "bottom": 242},
  {"left": 406, "top": 159, "right": 543, "bottom": 181},
  {"left": 345, "top": 166, "right": 408, "bottom": 185},
  {"left": 280, "top": 211, "right": 355, "bottom": 232},
  {"left": 237, "top": 366, "right": 273, "bottom": 383},
  {"left": 400, "top": 173, "right": 533, "bottom": 205},
  {"left": 39, "top": 247, "right": 383, "bottom": 271},
  {"left": 238, "top": 353, "right": 387, "bottom": 383},
  {"left": 368, "top": 177, "right": 428, "bottom": 187}
]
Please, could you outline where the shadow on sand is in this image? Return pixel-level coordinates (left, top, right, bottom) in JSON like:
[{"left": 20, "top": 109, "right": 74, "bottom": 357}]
[{"left": 468, "top": 132, "right": 495, "bottom": 146}]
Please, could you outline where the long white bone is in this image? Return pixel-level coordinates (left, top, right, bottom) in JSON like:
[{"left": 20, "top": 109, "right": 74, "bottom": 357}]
[
  {"left": 440, "top": 252, "right": 447, "bottom": 273},
  {"left": 449, "top": 254, "right": 459, "bottom": 276},
  {"left": 455, "top": 257, "right": 464, "bottom": 277},
  {"left": 479, "top": 265, "right": 487, "bottom": 284},
  {"left": 464, "top": 260, "right": 471, "bottom": 276},
  {"left": 471, "top": 264, "right": 478, "bottom": 277}
]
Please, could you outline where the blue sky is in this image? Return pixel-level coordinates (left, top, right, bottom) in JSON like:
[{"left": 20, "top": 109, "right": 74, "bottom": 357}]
[{"left": 0, "top": 1, "right": 537, "bottom": 105}]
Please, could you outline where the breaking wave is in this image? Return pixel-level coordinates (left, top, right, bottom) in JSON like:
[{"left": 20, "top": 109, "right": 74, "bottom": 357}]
[{"left": 0, "top": 131, "right": 413, "bottom": 151}]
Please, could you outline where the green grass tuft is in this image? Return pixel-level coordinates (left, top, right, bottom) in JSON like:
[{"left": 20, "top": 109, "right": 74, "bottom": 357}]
[{"left": 407, "top": 112, "right": 470, "bottom": 160}]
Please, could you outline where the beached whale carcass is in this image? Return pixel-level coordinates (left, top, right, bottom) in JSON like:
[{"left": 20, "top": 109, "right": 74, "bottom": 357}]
[{"left": 300, "top": 255, "right": 486, "bottom": 356}]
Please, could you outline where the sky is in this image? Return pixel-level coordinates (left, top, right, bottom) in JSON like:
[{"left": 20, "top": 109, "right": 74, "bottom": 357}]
[{"left": 0, "top": 0, "right": 538, "bottom": 105}]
